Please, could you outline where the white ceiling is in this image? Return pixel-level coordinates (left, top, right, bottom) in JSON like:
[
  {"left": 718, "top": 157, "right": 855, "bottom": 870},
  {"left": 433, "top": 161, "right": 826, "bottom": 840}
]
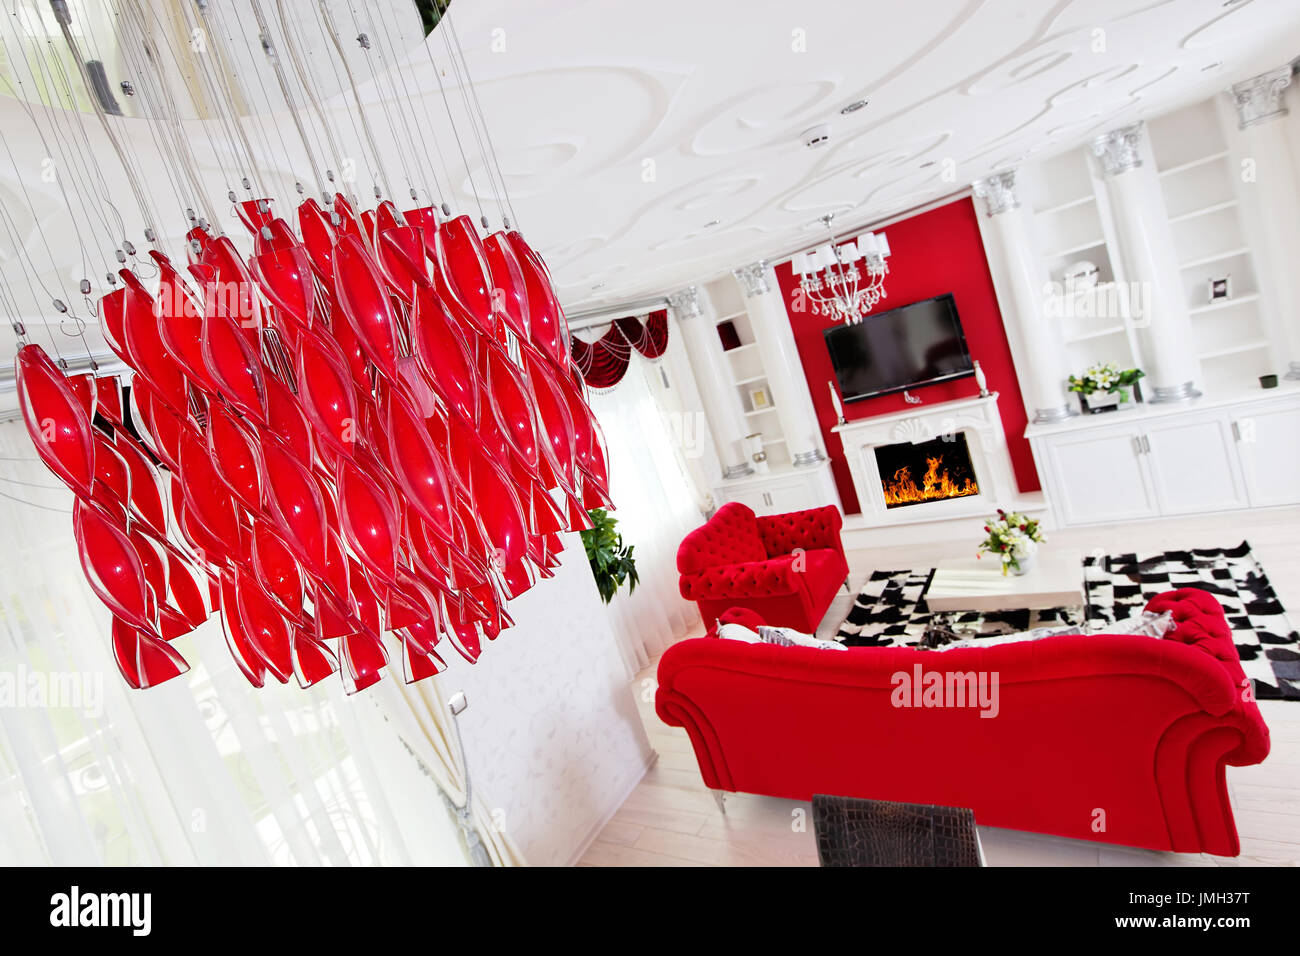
[{"left": 3, "top": 0, "right": 1300, "bottom": 404}]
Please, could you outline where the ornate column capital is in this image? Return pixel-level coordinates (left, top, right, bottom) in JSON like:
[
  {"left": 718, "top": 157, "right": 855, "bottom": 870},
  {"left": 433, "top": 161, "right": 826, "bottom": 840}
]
[
  {"left": 1231, "top": 66, "right": 1293, "bottom": 129},
  {"left": 972, "top": 170, "right": 1019, "bottom": 216},
  {"left": 1091, "top": 122, "right": 1145, "bottom": 176},
  {"left": 666, "top": 285, "right": 702, "bottom": 319},
  {"left": 732, "top": 261, "right": 772, "bottom": 297}
]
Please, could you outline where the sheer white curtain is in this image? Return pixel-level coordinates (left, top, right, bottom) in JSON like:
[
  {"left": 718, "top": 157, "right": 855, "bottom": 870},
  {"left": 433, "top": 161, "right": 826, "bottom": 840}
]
[
  {"left": 0, "top": 420, "right": 476, "bottom": 866},
  {"left": 587, "top": 356, "right": 704, "bottom": 676}
]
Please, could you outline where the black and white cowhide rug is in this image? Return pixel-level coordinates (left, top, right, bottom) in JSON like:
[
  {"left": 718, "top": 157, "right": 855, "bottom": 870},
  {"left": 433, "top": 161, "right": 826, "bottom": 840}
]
[{"left": 834, "top": 542, "right": 1299, "bottom": 701}]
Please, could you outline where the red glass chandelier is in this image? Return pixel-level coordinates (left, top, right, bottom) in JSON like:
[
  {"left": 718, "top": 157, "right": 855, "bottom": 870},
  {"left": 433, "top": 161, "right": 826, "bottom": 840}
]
[{"left": 9, "top": 2, "right": 614, "bottom": 693}]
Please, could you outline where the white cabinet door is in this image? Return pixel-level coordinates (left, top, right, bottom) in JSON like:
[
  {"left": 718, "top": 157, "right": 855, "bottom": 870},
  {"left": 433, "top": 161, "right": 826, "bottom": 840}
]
[
  {"left": 1044, "top": 427, "right": 1159, "bottom": 525},
  {"left": 718, "top": 486, "right": 772, "bottom": 515},
  {"left": 1143, "top": 414, "right": 1248, "bottom": 516},
  {"left": 1234, "top": 404, "right": 1300, "bottom": 507}
]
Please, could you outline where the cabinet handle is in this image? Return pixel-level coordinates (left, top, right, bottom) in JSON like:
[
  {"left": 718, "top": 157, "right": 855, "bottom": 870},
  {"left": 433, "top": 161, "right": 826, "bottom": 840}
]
[
  {"left": 763, "top": 492, "right": 772, "bottom": 506},
  {"left": 1133, "top": 435, "right": 1143, "bottom": 456},
  {"left": 1140, "top": 435, "right": 1149, "bottom": 454},
  {"left": 1232, "top": 420, "right": 1241, "bottom": 441}
]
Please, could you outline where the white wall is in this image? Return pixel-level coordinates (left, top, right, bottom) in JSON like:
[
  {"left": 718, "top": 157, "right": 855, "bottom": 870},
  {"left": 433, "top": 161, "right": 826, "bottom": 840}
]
[{"left": 438, "top": 532, "right": 654, "bottom": 866}]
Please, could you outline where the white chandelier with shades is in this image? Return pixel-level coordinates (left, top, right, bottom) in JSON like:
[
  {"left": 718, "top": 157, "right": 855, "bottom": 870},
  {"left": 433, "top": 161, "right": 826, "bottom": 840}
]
[{"left": 791, "top": 213, "right": 892, "bottom": 324}]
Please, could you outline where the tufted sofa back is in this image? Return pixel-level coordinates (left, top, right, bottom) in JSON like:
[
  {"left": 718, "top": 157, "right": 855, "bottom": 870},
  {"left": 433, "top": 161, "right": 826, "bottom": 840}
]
[{"left": 677, "top": 502, "right": 768, "bottom": 574}]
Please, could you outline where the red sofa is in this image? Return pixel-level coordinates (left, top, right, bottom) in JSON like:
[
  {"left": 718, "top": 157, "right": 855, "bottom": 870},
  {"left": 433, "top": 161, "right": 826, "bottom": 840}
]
[
  {"left": 656, "top": 589, "right": 1270, "bottom": 856},
  {"left": 677, "top": 502, "right": 848, "bottom": 633}
]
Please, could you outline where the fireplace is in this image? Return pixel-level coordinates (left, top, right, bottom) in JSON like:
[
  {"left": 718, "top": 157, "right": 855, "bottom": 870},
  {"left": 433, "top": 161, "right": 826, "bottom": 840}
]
[{"left": 873, "top": 434, "right": 980, "bottom": 509}]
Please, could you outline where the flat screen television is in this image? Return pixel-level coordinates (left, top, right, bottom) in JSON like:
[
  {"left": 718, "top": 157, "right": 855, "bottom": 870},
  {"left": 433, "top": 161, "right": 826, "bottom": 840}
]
[{"left": 823, "top": 293, "right": 974, "bottom": 402}]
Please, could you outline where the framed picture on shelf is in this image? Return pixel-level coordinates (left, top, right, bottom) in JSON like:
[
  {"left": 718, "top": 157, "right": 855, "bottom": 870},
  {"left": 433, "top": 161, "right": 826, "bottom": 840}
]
[
  {"left": 748, "top": 385, "right": 771, "bottom": 410},
  {"left": 1207, "top": 275, "right": 1232, "bottom": 302}
]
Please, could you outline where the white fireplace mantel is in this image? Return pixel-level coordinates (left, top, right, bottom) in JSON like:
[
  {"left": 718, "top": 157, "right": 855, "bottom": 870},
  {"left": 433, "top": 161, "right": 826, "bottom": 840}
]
[{"left": 831, "top": 393, "right": 1019, "bottom": 526}]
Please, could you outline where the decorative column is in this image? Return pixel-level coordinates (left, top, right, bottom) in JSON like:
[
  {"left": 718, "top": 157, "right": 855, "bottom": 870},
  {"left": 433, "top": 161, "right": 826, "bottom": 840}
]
[
  {"left": 1230, "top": 66, "right": 1300, "bottom": 379},
  {"left": 667, "top": 286, "right": 753, "bottom": 479},
  {"left": 1091, "top": 123, "right": 1201, "bottom": 402},
  {"left": 971, "top": 169, "right": 1074, "bottom": 423},
  {"left": 732, "top": 261, "right": 827, "bottom": 465}
]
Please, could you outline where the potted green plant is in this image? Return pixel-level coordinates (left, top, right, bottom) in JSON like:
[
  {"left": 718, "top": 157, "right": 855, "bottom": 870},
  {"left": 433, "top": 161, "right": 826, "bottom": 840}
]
[
  {"left": 978, "top": 509, "right": 1045, "bottom": 576},
  {"left": 580, "top": 509, "right": 640, "bottom": 604},
  {"left": 1067, "top": 362, "right": 1144, "bottom": 413}
]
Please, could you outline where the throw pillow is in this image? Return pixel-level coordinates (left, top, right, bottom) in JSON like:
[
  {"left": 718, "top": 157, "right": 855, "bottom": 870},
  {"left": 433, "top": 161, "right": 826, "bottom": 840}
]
[
  {"left": 717, "top": 622, "right": 762, "bottom": 644},
  {"left": 1110, "top": 609, "right": 1175, "bottom": 638},
  {"left": 756, "top": 625, "right": 848, "bottom": 651},
  {"left": 929, "top": 622, "right": 1084, "bottom": 651}
]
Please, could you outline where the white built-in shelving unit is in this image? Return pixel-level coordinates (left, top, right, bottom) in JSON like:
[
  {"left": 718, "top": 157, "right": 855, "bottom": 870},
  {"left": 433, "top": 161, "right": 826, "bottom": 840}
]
[
  {"left": 704, "top": 275, "right": 791, "bottom": 466},
  {"left": 1147, "top": 97, "right": 1271, "bottom": 396}
]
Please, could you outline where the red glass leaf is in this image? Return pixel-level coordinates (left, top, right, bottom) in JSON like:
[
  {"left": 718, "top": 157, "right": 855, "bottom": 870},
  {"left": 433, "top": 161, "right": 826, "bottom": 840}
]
[
  {"left": 522, "top": 345, "right": 579, "bottom": 494},
  {"left": 434, "top": 214, "right": 494, "bottom": 334},
  {"left": 73, "top": 498, "right": 154, "bottom": 632},
  {"left": 200, "top": 235, "right": 262, "bottom": 344},
  {"left": 233, "top": 567, "right": 293, "bottom": 684},
  {"left": 483, "top": 231, "right": 530, "bottom": 342},
  {"left": 483, "top": 339, "right": 540, "bottom": 473},
  {"left": 332, "top": 234, "right": 400, "bottom": 379},
  {"left": 506, "top": 229, "right": 567, "bottom": 364},
  {"left": 95, "top": 376, "right": 124, "bottom": 425},
  {"left": 98, "top": 287, "right": 129, "bottom": 362},
  {"left": 404, "top": 205, "right": 439, "bottom": 251},
  {"left": 399, "top": 635, "right": 446, "bottom": 683},
  {"left": 298, "top": 197, "right": 338, "bottom": 282},
  {"left": 261, "top": 439, "right": 329, "bottom": 577},
  {"left": 154, "top": 253, "right": 218, "bottom": 394},
  {"left": 15, "top": 344, "right": 94, "bottom": 498},
  {"left": 250, "top": 244, "right": 315, "bottom": 330},
  {"left": 339, "top": 630, "right": 387, "bottom": 695},
  {"left": 129, "top": 379, "right": 184, "bottom": 471},
  {"left": 383, "top": 385, "right": 454, "bottom": 542},
  {"left": 65, "top": 373, "right": 97, "bottom": 421},
  {"left": 334, "top": 191, "right": 362, "bottom": 242},
  {"left": 294, "top": 329, "right": 360, "bottom": 458},
  {"left": 178, "top": 429, "right": 244, "bottom": 556},
  {"left": 254, "top": 217, "right": 300, "bottom": 256},
  {"left": 261, "top": 369, "right": 314, "bottom": 464},
  {"left": 91, "top": 430, "right": 130, "bottom": 520},
  {"left": 206, "top": 402, "right": 264, "bottom": 513},
  {"left": 114, "top": 431, "right": 168, "bottom": 536},
  {"left": 337, "top": 455, "right": 400, "bottom": 585},
  {"left": 112, "top": 617, "right": 189, "bottom": 689},
  {"left": 218, "top": 572, "right": 268, "bottom": 687},
  {"left": 201, "top": 303, "right": 267, "bottom": 424},
  {"left": 376, "top": 225, "right": 429, "bottom": 303},
  {"left": 164, "top": 545, "right": 209, "bottom": 628},
  {"left": 410, "top": 286, "right": 479, "bottom": 425},
  {"left": 235, "top": 198, "right": 274, "bottom": 236},
  {"left": 291, "top": 626, "right": 337, "bottom": 688},
  {"left": 444, "top": 603, "right": 483, "bottom": 664},
  {"left": 250, "top": 522, "right": 305, "bottom": 618}
]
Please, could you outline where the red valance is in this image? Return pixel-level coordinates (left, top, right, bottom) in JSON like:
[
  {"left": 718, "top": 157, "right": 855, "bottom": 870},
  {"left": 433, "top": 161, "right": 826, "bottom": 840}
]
[{"left": 570, "top": 309, "right": 669, "bottom": 388}]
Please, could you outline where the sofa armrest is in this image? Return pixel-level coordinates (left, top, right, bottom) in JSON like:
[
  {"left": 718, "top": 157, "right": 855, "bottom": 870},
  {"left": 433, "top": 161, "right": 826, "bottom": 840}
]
[
  {"left": 756, "top": 505, "right": 844, "bottom": 558},
  {"left": 1145, "top": 588, "right": 1270, "bottom": 765},
  {"left": 679, "top": 555, "right": 803, "bottom": 601}
]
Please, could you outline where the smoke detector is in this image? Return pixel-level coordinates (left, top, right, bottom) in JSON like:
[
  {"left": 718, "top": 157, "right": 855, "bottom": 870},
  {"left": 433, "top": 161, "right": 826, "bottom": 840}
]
[{"left": 802, "top": 124, "right": 832, "bottom": 149}]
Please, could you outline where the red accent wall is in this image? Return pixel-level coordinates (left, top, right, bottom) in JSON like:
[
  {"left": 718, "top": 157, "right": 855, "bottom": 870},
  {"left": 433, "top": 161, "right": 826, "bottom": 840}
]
[{"left": 772, "top": 197, "right": 1040, "bottom": 514}]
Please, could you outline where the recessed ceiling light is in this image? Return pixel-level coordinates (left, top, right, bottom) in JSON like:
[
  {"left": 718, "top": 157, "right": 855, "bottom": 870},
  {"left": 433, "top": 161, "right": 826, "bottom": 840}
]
[
  {"left": 703, "top": 219, "right": 721, "bottom": 228},
  {"left": 919, "top": 160, "right": 937, "bottom": 168},
  {"left": 590, "top": 282, "right": 605, "bottom": 290},
  {"left": 1202, "top": 61, "right": 1222, "bottom": 71},
  {"left": 840, "top": 99, "right": 869, "bottom": 115},
  {"left": 802, "top": 124, "right": 832, "bottom": 148}
]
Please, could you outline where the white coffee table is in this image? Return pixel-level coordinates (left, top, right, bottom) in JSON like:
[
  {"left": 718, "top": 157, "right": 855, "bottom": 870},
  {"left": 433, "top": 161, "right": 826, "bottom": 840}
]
[{"left": 925, "top": 549, "right": 1084, "bottom": 612}]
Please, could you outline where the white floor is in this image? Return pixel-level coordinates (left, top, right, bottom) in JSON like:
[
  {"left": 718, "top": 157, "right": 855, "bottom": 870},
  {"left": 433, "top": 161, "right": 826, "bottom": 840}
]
[{"left": 579, "top": 506, "right": 1300, "bottom": 866}]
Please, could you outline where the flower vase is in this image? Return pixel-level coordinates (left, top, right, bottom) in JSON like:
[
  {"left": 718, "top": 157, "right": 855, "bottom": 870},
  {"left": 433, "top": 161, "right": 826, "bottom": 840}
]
[{"left": 1011, "top": 550, "right": 1035, "bottom": 576}]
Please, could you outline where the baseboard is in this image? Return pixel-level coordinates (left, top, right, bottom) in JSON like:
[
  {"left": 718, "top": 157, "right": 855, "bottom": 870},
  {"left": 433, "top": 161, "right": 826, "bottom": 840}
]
[{"left": 563, "top": 747, "right": 659, "bottom": 867}]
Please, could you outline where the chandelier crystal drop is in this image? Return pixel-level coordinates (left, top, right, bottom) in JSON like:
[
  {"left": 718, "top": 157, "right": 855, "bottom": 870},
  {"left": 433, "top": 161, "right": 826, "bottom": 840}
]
[{"left": 792, "top": 214, "right": 891, "bottom": 324}]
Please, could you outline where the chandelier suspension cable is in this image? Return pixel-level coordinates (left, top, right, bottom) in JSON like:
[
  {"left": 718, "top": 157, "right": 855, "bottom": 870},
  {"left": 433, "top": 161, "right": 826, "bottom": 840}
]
[
  {"left": 273, "top": 0, "right": 346, "bottom": 193},
  {"left": 315, "top": 0, "right": 393, "bottom": 201},
  {"left": 248, "top": 0, "right": 328, "bottom": 201},
  {"left": 436, "top": 12, "right": 501, "bottom": 229},
  {"left": 345, "top": 3, "right": 421, "bottom": 202},
  {"left": 112, "top": 0, "right": 221, "bottom": 232},
  {"left": 37, "top": 18, "right": 133, "bottom": 252},
  {"left": 46, "top": 0, "right": 162, "bottom": 248},
  {"left": 187, "top": 0, "right": 268, "bottom": 199},
  {"left": 0, "top": 179, "right": 65, "bottom": 366},
  {"left": 304, "top": 0, "right": 378, "bottom": 206},
  {"left": 443, "top": 5, "right": 518, "bottom": 230},
  {"left": 417, "top": 6, "right": 487, "bottom": 225},
  {"left": 370, "top": 1, "right": 446, "bottom": 207},
  {"left": 208, "top": 0, "right": 305, "bottom": 211},
  {"left": 124, "top": 0, "right": 260, "bottom": 229},
  {"left": 352, "top": 0, "right": 443, "bottom": 206}
]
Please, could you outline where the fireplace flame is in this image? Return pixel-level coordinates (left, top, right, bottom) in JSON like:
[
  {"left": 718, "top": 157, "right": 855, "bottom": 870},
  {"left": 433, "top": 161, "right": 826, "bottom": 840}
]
[{"left": 882, "top": 455, "right": 979, "bottom": 507}]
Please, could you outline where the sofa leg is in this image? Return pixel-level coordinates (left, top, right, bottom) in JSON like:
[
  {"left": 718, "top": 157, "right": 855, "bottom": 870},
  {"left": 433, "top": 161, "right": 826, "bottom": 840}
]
[{"left": 710, "top": 788, "right": 728, "bottom": 815}]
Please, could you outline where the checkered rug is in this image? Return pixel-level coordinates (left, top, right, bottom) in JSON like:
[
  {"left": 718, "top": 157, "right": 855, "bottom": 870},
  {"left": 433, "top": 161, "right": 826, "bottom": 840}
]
[{"left": 834, "top": 542, "right": 1299, "bottom": 701}]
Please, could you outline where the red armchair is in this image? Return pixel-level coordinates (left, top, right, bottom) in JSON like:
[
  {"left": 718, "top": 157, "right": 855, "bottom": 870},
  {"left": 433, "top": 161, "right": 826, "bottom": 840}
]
[{"left": 677, "top": 502, "right": 848, "bottom": 633}]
